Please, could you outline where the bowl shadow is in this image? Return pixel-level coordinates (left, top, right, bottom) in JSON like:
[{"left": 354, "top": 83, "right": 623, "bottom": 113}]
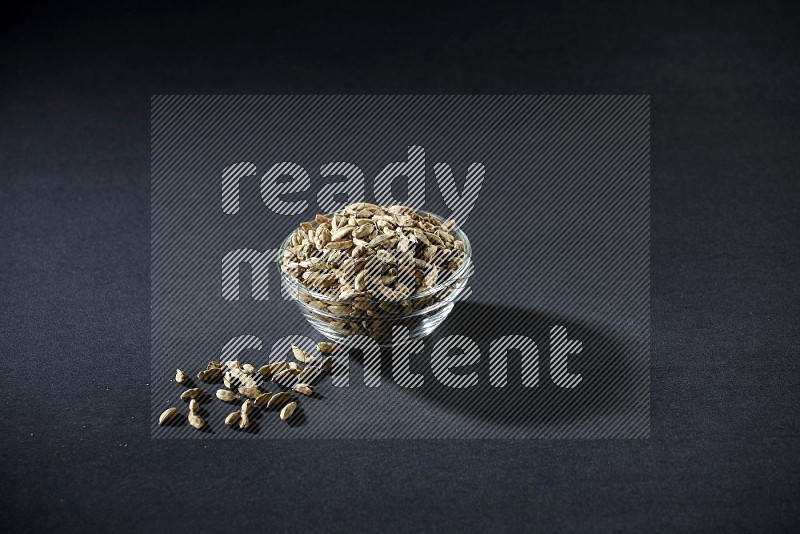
[{"left": 348, "top": 301, "right": 649, "bottom": 432}]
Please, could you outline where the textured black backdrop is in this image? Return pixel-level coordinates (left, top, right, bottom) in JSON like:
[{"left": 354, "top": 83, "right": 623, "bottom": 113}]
[{"left": 1, "top": 0, "right": 799, "bottom": 532}]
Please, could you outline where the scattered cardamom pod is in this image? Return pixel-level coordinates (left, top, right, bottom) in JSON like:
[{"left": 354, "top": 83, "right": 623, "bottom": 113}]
[
  {"left": 230, "top": 368, "right": 258, "bottom": 388},
  {"left": 180, "top": 388, "right": 204, "bottom": 400},
  {"left": 239, "top": 411, "right": 250, "bottom": 430},
  {"left": 270, "top": 361, "right": 289, "bottom": 374},
  {"left": 158, "top": 407, "right": 178, "bottom": 425},
  {"left": 197, "top": 367, "right": 221, "bottom": 381},
  {"left": 292, "top": 383, "right": 315, "bottom": 396},
  {"left": 238, "top": 386, "right": 261, "bottom": 399},
  {"left": 224, "top": 411, "right": 241, "bottom": 426},
  {"left": 188, "top": 412, "right": 205, "bottom": 429},
  {"left": 255, "top": 392, "right": 272, "bottom": 407},
  {"left": 280, "top": 401, "right": 298, "bottom": 421},
  {"left": 216, "top": 389, "right": 239, "bottom": 402},
  {"left": 291, "top": 345, "right": 315, "bottom": 364},
  {"left": 164, "top": 339, "right": 340, "bottom": 433},
  {"left": 272, "top": 369, "right": 298, "bottom": 388},
  {"left": 266, "top": 391, "right": 292, "bottom": 409},
  {"left": 317, "top": 342, "right": 338, "bottom": 354},
  {"left": 320, "top": 356, "right": 335, "bottom": 374},
  {"left": 297, "top": 366, "right": 320, "bottom": 382}
]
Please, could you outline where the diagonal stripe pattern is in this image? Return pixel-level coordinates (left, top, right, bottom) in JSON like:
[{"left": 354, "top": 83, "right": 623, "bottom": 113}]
[{"left": 151, "top": 95, "right": 649, "bottom": 439}]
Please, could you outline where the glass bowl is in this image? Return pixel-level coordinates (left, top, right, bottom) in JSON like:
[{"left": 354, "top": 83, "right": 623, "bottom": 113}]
[{"left": 277, "top": 210, "right": 473, "bottom": 345}]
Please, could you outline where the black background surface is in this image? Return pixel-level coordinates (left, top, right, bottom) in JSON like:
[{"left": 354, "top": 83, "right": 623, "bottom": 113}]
[{"left": 1, "top": 0, "right": 799, "bottom": 531}]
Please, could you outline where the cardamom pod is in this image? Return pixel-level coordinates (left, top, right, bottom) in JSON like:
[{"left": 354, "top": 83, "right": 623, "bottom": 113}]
[
  {"left": 272, "top": 369, "right": 298, "bottom": 388},
  {"left": 224, "top": 411, "right": 241, "bottom": 426},
  {"left": 316, "top": 342, "right": 338, "bottom": 354},
  {"left": 216, "top": 389, "right": 239, "bottom": 402},
  {"left": 188, "top": 412, "right": 205, "bottom": 429},
  {"left": 238, "top": 386, "right": 261, "bottom": 399},
  {"left": 280, "top": 401, "right": 298, "bottom": 421},
  {"left": 320, "top": 356, "right": 335, "bottom": 373},
  {"left": 158, "top": 407, "right": 178, "bottom": 425},
  {"left": 297, "top": 366, "right": 320, "bottom": 382},
  {"left": 291, "top": 345, "right": 315, "bottom": 364},
  {"left": 270, "top": 361, "right": 289, "bottom": 374},
  {"left": 266, "top": 391, "right": 292, "bottom": 409},
  {"left": 239, "top": 411, "right": 250, "bottom": 430},
  {"left": 197, "top": 367, "right": 221, "bottom": 381},
  {"left": 292, "top": 383, "right": 315, "bottom": 396},
  {"left": 180, "top": 388, "right": 203, "bottom": 400},
  {"left": 255, "top": 392, "right": 272, "bottom": 407}
]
